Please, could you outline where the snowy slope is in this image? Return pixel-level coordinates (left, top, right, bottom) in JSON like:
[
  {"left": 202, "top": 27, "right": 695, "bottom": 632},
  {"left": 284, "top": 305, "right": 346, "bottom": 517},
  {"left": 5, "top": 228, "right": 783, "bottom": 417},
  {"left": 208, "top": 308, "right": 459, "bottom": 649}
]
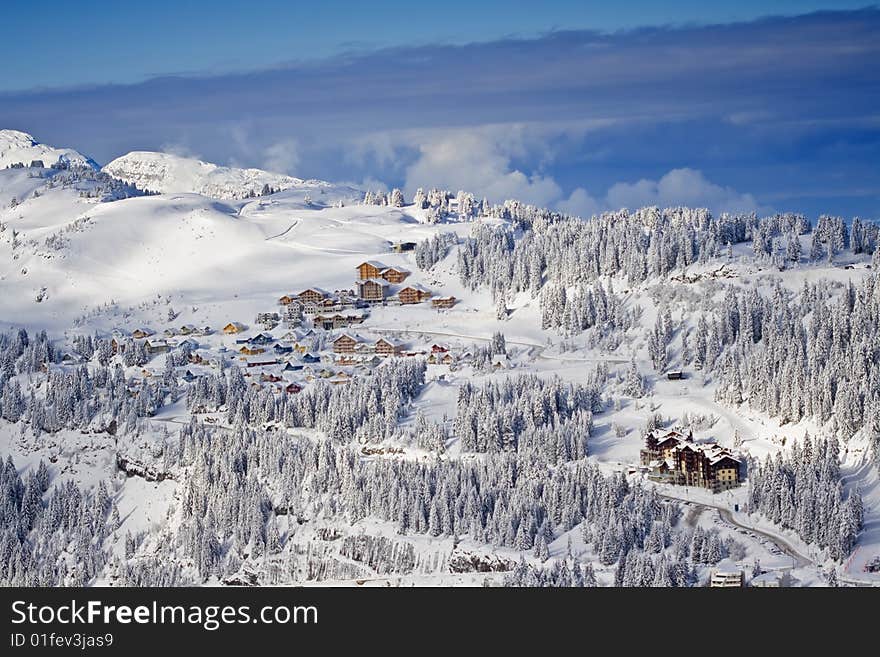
[
  {"left": 103, "top": 150, "right": 339, "bottom": 200},
  {"left": 0, "top": 129, "right": 97, "bottom": 169},
  {"left": 0, "top": 172, "right": 443, "bottom": 331},
  {"left": 1, "top": 130, "right": 879, "bottom": 588}
]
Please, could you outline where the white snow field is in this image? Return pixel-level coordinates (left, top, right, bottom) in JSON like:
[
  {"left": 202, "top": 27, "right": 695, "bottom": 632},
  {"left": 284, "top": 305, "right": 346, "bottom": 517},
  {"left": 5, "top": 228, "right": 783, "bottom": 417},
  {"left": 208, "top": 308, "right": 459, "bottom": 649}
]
[{"left": 0, "top": 130, "right": 878, "bottom": 587}]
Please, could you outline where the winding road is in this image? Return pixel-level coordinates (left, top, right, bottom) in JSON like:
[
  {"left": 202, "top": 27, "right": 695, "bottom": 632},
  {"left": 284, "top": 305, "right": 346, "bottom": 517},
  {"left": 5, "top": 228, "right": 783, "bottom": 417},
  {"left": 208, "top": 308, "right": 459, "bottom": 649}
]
[
  {"left": 660, "top": 491, "right": 878, "bottom": 585},
  {"left": 658, "top": 492, "right": 812, "bottom": 569}
]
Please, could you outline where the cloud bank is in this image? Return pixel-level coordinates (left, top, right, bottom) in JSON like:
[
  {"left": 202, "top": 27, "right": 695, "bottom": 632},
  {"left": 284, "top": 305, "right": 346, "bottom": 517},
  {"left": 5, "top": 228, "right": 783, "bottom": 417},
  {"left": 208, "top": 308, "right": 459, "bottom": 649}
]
[{"left": 0, "top": 8, "right": 877, "bottom": 217}]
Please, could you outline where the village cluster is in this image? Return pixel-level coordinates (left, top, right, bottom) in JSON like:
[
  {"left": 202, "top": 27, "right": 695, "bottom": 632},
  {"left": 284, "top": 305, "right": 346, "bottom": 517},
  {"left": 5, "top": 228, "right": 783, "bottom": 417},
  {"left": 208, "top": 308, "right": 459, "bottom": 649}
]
[{"left": 106, "top": 258, "right": 464, "bottom": 396}]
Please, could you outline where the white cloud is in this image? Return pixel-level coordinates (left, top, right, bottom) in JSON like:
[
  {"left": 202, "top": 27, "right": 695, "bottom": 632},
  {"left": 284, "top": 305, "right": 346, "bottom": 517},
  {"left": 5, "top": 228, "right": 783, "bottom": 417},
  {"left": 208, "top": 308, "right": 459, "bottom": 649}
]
[
  {"left": 263, "top": 139, "right": 301, "bottom": 175},
  {"left": 359, "top": 176, "right": 389, "bottom": 193},
  {"left": 556, "top": 187, "right": 602, "bottom": 218},
  {"left": 351, "top": 124, "right": 764, "bottom": 218},
  {"left": 605, "top": 167, "right": 762, "bottom": 214},
  {"left": 160, "top": 142, "right": 202, "bottom": 160},
  {"left": 401, "top": 127, "right": 565, "bottom": 208}
]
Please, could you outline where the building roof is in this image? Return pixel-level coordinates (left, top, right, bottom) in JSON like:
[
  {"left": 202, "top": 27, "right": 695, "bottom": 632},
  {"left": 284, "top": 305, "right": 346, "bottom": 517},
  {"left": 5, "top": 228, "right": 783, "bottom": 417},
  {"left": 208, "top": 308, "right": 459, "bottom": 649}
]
[
  {"left": 669, "top": 440, "right": 740, "bottom": 464},
  {"left": 708, "top": 452, "right": 741, "bottom": 465},
  {"left": 358, "top": 278, "right": 390, "bottom": 287},
  {"left": 246, "top": 356, "right": 278, "bottom": 366},
  {"left": 400, "top": 283, "right": 430, "bottom": 293},
  {"left": 298, "top": 287, "right": 330, "bottom": 296},
  {"left": 359, "top": 260, "right": 389, "bottom": 270},
  {"left": 712, "top": 559, "right": 743, "bottom": 575}
]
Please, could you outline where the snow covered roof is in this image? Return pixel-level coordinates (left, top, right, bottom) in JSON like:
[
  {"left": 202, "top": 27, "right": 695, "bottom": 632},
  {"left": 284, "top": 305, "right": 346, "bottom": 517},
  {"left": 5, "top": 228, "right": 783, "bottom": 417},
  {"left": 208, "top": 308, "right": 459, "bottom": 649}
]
[
  {"left": 246, "top": 355, "right": 278, "bottom": 365},
  {"left": 298, "top": 287, "right": 330, "bottom": 296},
  {"left": 669, "top": 440, "right": 740, "bottom": 463},
  {"left": 713, "top": 559, "right": 742, "bottom": 574},
  {"left": 358, "top": 278, "right": 390, "bottom": 287},
  {"left": 360, "top": 260, "right": 389, "bottom": 270},
  {"left": 708, "top": 452, "right": 741, "bottom": 465}
]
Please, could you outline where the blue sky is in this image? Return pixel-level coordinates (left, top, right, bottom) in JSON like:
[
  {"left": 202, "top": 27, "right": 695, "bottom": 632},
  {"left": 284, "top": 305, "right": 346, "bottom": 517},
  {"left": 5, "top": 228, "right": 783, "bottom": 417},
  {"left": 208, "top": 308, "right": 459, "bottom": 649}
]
[
  {"left": 1, "top": 2, "right": 878, "bottom": 218},
  {"left": 3, "top": 1, "right": 872, "bottom": 92}
]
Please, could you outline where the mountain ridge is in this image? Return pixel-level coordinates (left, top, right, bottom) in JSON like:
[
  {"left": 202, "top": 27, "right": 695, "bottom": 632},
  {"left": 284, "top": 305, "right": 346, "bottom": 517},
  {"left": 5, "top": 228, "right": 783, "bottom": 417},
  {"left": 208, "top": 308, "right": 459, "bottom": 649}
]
[
  {"left": 0, "top": 129, "right": 98, "bottom": 170},
  {"left": 103, "top": 150, "right": 333, "bottom": 200}
]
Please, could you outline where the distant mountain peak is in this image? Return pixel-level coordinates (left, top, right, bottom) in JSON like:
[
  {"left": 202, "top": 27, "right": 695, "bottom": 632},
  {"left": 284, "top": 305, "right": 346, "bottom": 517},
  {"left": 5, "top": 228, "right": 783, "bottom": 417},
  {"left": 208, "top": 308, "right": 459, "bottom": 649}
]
[
  {"left": 102, "top": 150, "right": 330, "bottom": 200},
  {"left": 0, "top": 129, "right": 98, "bottom": 170}
]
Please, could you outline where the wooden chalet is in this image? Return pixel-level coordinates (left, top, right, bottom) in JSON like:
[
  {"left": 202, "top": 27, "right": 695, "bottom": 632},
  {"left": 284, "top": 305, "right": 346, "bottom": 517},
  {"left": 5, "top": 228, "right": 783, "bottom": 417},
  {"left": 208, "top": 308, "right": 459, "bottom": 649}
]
[
  {"left": 297, "top": 288, "right": 329, "bottom": 305},
  {"left": 145, "top": 339, "right": 170, "bottom": 355},
  {"left": 399, "top": 285, "right": 432, "bottom": 305},
  {"left": 431, "top": 296, "right": 456, "bottom": 309},
  {"left": 278, "top": 294, "right": 296, "bottom": 306},
  {"left": 357, "top": 261, "right": 389, "bottom": 280},
  {"left": 313, "top": 310, "right": 366, "bottom": 331},
  {"left": 357, "top": 279, "right": 389, "bottom": 302},
  {"left": 333, "top": 334, "right": 361, "bottom": 354},
  {"left": 392, "top": 241, "right": 417, "bottom": 253},
  {"left": 375, "top": 338, "right": 402, "bottom": 357},
  {"left": 285, "top": 382, "right": 303, "bottom": 394},
  {"left": 132, "top": 328, "right": 154, "bottom": 340},
  {"left": 380, "top": 267, "right": 410, "bottom": 284},
  {"left": 239, "top": 346, "right": 265, "bottom": 356},
  {"left": 431, "top": 344, "right": 449, "bottom": 353},
  {"left": 223, "top": 322, "right": 246, "bottom": 334},
  {"left": 249, "top": 332, "right": 275, "bottom": 345}
]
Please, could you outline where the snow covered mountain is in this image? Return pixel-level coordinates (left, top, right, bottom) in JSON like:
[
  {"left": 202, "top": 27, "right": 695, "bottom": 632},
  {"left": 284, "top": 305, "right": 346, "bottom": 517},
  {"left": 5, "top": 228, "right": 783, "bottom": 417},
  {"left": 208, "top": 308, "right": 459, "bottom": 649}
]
[
  {"left": 0, "top": 129, "right": 98, "bottom": 170},
  {"left": 103, "top": 150, "right": 332, "bottom": 199},
  {"left": 1, "top": 128, "right": 879, "bottom": 590}
]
